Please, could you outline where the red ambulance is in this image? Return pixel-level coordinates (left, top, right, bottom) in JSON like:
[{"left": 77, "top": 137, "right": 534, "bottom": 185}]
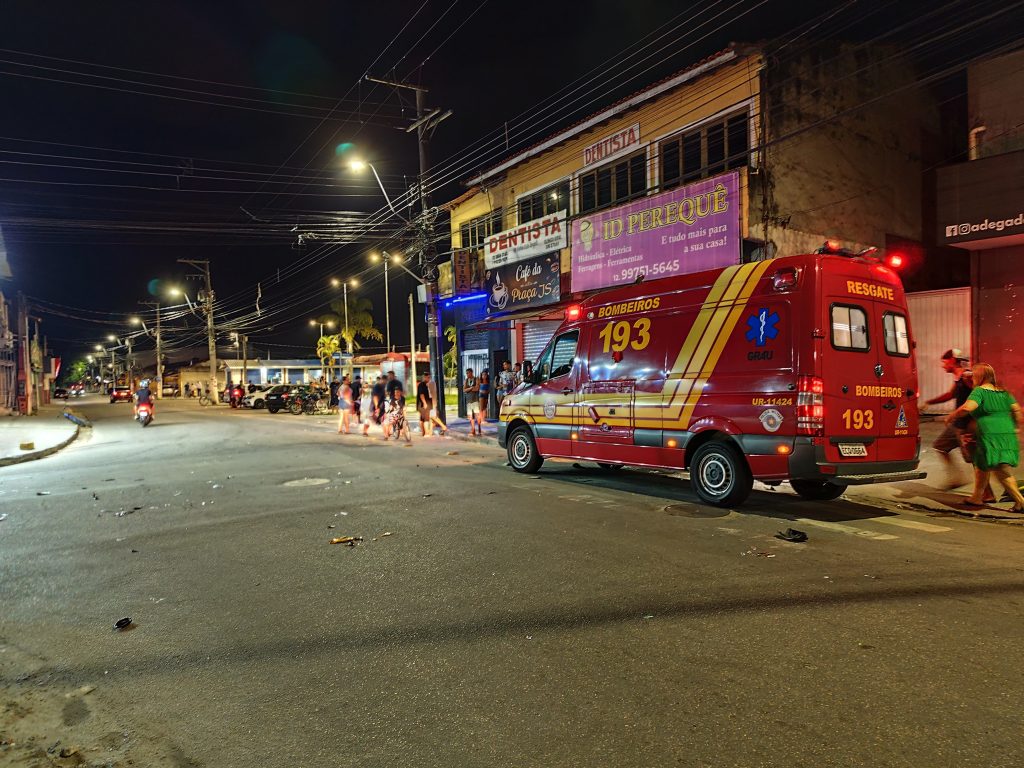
[{"left": 498, "top": 247, "right": 925, "bottom": 506}]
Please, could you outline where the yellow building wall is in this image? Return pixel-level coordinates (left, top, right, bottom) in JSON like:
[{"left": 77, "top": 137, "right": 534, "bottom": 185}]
[{"left": 450, "top": 53, "right": 763, "bottom": 252}]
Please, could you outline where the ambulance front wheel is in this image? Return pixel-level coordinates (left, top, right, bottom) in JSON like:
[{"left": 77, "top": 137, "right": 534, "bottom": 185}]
[
  {"left": 790, "top": 479, "right": 846, "bottom": 501},
  {"left": 689, "top": 441, "right": 753, "bottom": 507},
  {"left": 508, "top": 427, "right": 544, "bottom": 473}
]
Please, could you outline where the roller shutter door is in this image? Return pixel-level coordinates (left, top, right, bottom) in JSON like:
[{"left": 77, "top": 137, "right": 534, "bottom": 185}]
[{"left": 522, "top": 320, "right": 561, "bottom": 363}]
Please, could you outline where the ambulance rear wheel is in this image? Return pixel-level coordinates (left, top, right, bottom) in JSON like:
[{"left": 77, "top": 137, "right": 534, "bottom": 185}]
[
  {"left": 690, "top": 441, "right": 753, "bottom": 507},
  {"left": 791, "top": 479, "right": 846, "bottom": 501},
  {"left": 508, "top": 427, "right": 543, "bottom": 473}
]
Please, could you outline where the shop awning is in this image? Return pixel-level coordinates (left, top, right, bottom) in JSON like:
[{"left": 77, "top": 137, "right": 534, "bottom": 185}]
[{"left": 467, "top": 302, "right": 571, "bottom": 330}]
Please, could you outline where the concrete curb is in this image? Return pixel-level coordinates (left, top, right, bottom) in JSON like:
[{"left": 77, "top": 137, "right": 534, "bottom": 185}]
[{"left": 0, "top": 424, "right": 81, "bottom": 468}]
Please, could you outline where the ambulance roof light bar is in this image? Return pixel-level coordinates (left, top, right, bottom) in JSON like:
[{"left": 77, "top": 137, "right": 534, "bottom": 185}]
[{"left": 815, "top": 240, "right": 881, "bottom": 261}]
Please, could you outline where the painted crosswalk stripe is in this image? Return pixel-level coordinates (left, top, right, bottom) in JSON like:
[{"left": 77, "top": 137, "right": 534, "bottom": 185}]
[
  {"left": 792, "top": 517, "right": 899, "bottom": 540},
  {"left": 867, "top": 517, "right": 952, "bottom": 533}
]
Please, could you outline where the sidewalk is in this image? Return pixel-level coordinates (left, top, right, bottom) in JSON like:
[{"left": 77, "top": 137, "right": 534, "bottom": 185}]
[
  {"left": 442, "top": 414, "right": 1024, "bottom": 523},
  {"left": 0, "top": 404, "right": 82, "bottom": 467}
]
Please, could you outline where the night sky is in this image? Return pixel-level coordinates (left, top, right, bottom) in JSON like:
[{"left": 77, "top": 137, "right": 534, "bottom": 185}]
[{"left": 0, "top": 0, "right": 1014, "bottom": 367}]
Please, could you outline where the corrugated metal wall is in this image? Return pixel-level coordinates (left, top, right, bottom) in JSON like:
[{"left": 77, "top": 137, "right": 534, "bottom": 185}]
[{"left": 906, "top": 287, "right": 972, "bottom": 412}]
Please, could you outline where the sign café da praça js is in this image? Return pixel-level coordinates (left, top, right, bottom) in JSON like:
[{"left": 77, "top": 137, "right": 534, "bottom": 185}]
[
  {"left": 484, "top": 210, "right": 567, "bottom": 315},
  {"left": 571, "top": 171, "right": 741, "bottom": 292}
]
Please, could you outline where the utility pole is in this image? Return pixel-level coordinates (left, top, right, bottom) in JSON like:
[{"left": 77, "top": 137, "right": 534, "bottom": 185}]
[
  {"left": 365, "top": 74, "right": 452, "bottom": 423},
  {"left": 140, "top": 301, "right": 164, "bottom": 398},
  {"left": 16, "top": 292, "right": 31, "bottom": 414},
  {"left": 408, "top": 293, "right": 417, "bottom": 397},
  {"left": 239, "top": 334, "right": 248, "bottom": 390},
  {"left": 179, "top": 259, "right": 219, "bottom": 404}
]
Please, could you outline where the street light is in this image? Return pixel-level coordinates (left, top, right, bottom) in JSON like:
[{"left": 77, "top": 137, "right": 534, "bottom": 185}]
[
  {"left": 330, "top": 277, "right": 359, "bottom": 377},
  {"left": 309, "top": 318, "right": 336, "bottom": 337},
  {"left": 371, "top": 252, "right": 399, "bottom": 352},
  {"left": 349, "top": 159, "right": 407, "bottom": 222}
]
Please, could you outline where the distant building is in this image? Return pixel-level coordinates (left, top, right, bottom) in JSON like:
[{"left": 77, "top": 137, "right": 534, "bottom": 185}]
[{"left": 935, "top": 47, "right": 1024, "bottom": 398}]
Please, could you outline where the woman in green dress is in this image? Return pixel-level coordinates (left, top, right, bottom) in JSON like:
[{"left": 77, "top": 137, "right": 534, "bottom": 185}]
[{"left": 945, "top": 363, "right": 1024, "bottom": 511}]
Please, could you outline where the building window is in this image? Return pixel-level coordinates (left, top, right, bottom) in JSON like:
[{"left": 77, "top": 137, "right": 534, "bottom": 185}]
[
  {"left": 659, "top": 110, "right": 750, "bottom": 189},
  {"left": 578, "top": 150, "right": 647, "bottom": 214},
  {"left": 458, "top": 208, "right": 504, "bottom": 250},
  {"left": 517, "top": 180, "right": 569, "bottom": 224}
]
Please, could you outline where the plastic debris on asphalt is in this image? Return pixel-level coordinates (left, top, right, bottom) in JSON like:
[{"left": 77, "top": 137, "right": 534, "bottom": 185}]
[
  {"left": 775, "top": 527, "right": 808, "bottom": 542},
  {"left": 329, "top": 536, "right": 363, "bottom": 546},
  {"left": 19, "top": 441, "right": 35, "bottom": 451},
  {"left": 0, "top": 514, "right": 7, "bottom": 522},
  {"left": 36, "top": 491, "right": 50, "bottom": 496},
  {"left": 113, "top": 617, "right": 133, "bottom": 631}
]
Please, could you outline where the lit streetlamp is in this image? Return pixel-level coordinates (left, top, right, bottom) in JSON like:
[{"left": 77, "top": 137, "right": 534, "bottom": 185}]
[
  {"left": 370, "top": 252, "right": 399, "bottom": 352},
  {"left": 309, "top": 318, "right": 336, "bottom": 338}
]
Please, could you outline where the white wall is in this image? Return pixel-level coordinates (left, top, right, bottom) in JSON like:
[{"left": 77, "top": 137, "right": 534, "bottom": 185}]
[{"left": 906, "top": 288, "right": 972, "bottom": 411}]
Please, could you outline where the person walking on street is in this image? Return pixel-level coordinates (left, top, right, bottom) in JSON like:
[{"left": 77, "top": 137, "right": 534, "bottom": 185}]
[
  {"left": 372, "top": 374, "right": 387, "bottom": 428},
  {"left": 329, "top": 378, "right": 340, "bottom": 414},
  {"left": 337, "top": 375, "right": 353, "bottom": 434},
  {"left": 512, "top": 362, "right": 523, "bottom": 389},
  {"left": 417, "top": 371, "right": 448, "bottom": 437},
  {"left": 417, "top": 372, "right": 432, "bottom": 436},
  {"left": 921, "top": 348, "right": 991, "bottom": 494},
  {"left": 945, "top": 363, "right": 1024, "bottom": 511},
  {"left": 496, "top": 360, "right": 515, "bottom": 407},
  {"left": 478, "top": 369, "right": 491, "bottom": 422},
  {"left": 385, "top": 370, "right": 400, "bottom": 400},
  {"left": 463, "top": 368, "right": 481, "bottom": 436}
]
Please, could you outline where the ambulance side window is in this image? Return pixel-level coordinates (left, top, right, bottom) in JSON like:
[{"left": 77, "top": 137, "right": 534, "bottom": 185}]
[
  {"left": 830, "top": 304, "right": 869, "bottom": 351},
  {"left": 538, "top": 331, "right": 579, "bottom": 381},
  {"left": 882, "top": 312, "right": 910, "bottom": 356}
]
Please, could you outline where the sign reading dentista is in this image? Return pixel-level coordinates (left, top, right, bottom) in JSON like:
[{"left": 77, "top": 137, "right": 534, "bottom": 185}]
[
  {"left": 571, "top": 172, "right": 741, "bottom": 292},
  {"left": 582, "top": 123, "right": 641, "bottom": 168},
  {"left": 484, "top": 210, "right": 568, "bottom": 269}
]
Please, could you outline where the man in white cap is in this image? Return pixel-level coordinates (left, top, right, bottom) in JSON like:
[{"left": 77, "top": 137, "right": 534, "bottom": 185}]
[{"left": 921, "top": 348, "right": 996, "bottom": 500}]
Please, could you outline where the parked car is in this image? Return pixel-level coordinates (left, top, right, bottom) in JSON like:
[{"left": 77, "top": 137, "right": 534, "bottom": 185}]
[
  {"left": 53, "top": 387, "right": 69, "bottom": 399},
  {"left": 264, "top": 384, "right": 307, "bottom": 414},
  {"left": 109, "top": 386, "right": 133, "bottom": 403},
  {"left": 241, "top": 385, "right": 274, "bottom": 409}
]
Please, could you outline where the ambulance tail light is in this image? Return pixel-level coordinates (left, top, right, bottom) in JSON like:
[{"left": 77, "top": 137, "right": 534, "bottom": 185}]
[
  {"left": 796, "top": 376, "right": 824, "bottom": 435},
  {"left": 771, "top": 267, "right": 799, "bottom": 291},
  {"left": 565, "top": 304, "right": 582, "bottom": 322}
]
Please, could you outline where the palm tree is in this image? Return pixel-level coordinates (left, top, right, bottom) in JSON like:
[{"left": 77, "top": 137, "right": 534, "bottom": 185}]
[
  {"left": 313, "top": 296, "right": 384, "bottom": 361},
  {"left": 443, "top": 325, "right": 458, "bottom": 381},
  {"left": 315, "top": 334, "right": 341, "bottom": 381}
]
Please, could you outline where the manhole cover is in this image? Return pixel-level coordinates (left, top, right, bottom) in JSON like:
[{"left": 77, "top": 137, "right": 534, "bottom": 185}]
[
  {"left": 665, "top": 504, "right": 730, "bottom": 518},
  {"left": 282, "top": 478, "right": 331, "bottom": 487}
]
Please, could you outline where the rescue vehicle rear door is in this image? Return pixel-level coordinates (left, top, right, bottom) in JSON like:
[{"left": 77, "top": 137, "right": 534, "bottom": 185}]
[
  {"left": 873, "top": 300, "right": 918, "bottom": 462},
  {"left": 822, "top": 295, "right": 881, "bottom": 463}
]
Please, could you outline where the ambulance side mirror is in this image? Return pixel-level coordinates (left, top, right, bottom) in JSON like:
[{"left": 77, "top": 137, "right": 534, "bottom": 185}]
[{"left": 522, "top": 360, "right": 534, "bottom": 384}]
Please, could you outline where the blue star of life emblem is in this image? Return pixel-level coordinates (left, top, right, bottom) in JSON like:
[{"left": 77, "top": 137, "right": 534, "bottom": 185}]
[{"left": 745, "top": 307, "right": 779, "bottom": 347}]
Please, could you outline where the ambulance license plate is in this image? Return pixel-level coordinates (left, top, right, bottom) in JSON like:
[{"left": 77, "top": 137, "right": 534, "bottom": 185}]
[{"left": 838, "top": 443, "right": 868, "bottom": 458}]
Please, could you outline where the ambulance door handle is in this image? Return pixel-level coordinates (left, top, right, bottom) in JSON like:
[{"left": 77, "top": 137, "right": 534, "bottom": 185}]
[
  {"left": 561, "top": 387, "right": 574, "bottom": 395},
  {"left": 874, "top": 364, "right": 884, "bottom": 378}
]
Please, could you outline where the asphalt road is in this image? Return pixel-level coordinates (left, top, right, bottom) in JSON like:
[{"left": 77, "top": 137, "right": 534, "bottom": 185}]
[{"left": 1, "top": 396, "right": 1023, "bottom": 767}]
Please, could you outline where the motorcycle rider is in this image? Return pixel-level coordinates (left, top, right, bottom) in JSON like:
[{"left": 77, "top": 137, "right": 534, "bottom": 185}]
[{"left": 134, "top": 379, "right": 155, "bottom": 420}]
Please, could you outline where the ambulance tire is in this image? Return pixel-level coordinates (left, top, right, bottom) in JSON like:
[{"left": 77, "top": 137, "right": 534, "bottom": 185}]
[
  {"left": 508, "top": 427, "right": 544, "bottom": 473},
  {"left": 790, "top": 479, "right": 846, "bottom": 501},
  {"left": 689, "top": 440, "right": 753, "bottom": 507}
]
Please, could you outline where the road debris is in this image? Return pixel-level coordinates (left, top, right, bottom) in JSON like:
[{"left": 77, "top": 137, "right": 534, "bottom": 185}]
[
  {"left": 36, "top": 491, "right": 50, "bottom": 496},
  {"left": 422, "top": 493, "right": 432, "bottom": 497},
  {"left": 113, "top": 617, "right": 133, "bottom": 631},
  {"left": 329, "top": 536, "right": 363, "bottom": 546},
  {"left": 775, "top": 527, "right": 808, "bottom": 543},
  {"left": 19, "top": 441, "right": 35, "bottom": 451},
  {"left": 64, "top": 685, "right": 95, "bottom": 698},
  {"left": 327, "top": 524, "right": 336, "bottom": 529},
  {"left": 642, "top": 614, "right": 655, "bottom": 620},
  {"left": 446, "top": 451, "right": 459, "bottom": 456},
  {"left": 0, "top": 513, "right": 7, "bottom": 522}
]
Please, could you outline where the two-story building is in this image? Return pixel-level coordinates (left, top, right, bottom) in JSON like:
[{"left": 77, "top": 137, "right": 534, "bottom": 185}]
[
  {"left": 443, "top": 42, "right": 937, "bottom": 416},
  {"left": 935, "top": 48, "right": 1024, "bottom": 399}
]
